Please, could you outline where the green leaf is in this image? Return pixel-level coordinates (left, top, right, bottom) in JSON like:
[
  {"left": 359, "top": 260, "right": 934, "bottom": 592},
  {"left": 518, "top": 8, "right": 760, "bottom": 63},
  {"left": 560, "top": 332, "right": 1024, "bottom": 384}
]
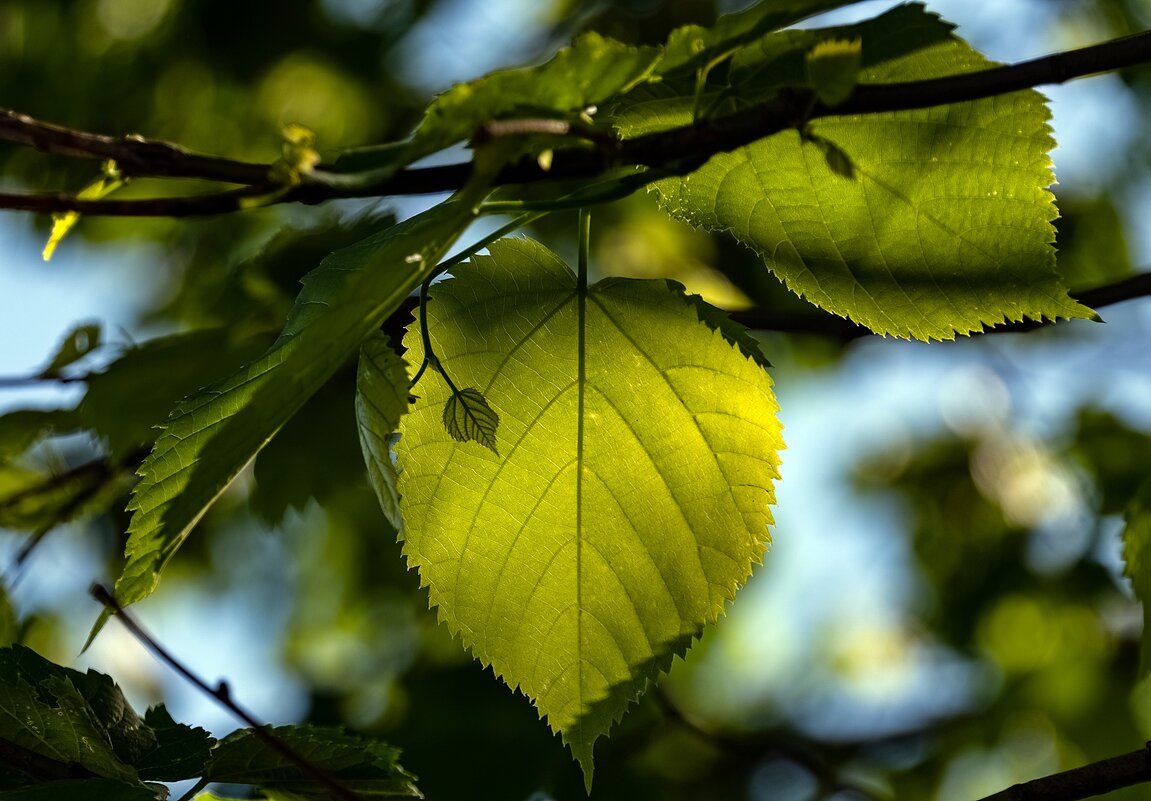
[
  {"left": 205, "top": 725, "right": 419, "bottom": 799},
  {"left": 658, "top": 0, "right": 856, "bottom": 77},
  {"left": 395, "top": 238, "right": 782, "bottom": 787},
  {"left": 336, "top": 32, "right": 659, "bottom": 174},
  {"left": 80, "top": 329, "right": 270, "bottom": 461},
  {"left": 0, "top": 409, "right": 82, "bottom": 459},
  {"left": 42, "top": 323, "right": 101, "bottom": 376},
  {"left": 0, "top": 778, "right": 161, "bottom": 801},
  {"left": 1124, "top": 477, "right": 1151, "bottom": 680},
  {"left": 355, "top": 333, "right": 410, "bottom": 530},
  {"left": 805, "top": 37, "right": 862, "bottom": 105},
  {"left": 42, "top": 163, "right": 125, "bottom": 262},
  {"left": 441, "top": 387, "right": 499, "bottom": 454},
  {"left": 0, "top": 647, "right": 215, "bottom": 791},
  {"left": 135, "top": 706, "right": 214, "bottom": 782},
  {"left": 115, "top": 177, "right": 495, "bottom": 612},
  {"left": 615, "top": 4, "right": 1092, "bottom": 339},
  {"left": 0, "top": 646, "right": 140, "bottom": 785},
  {"left": 250, "top": 373, "right": 364, "bottom": 526}
]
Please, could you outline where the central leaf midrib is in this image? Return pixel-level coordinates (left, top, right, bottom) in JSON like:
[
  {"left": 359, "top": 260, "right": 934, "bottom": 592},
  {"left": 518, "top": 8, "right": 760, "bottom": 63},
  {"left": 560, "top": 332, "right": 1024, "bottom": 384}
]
[{"left": 575, "top": 251, "right": 588, "bottom": 744}]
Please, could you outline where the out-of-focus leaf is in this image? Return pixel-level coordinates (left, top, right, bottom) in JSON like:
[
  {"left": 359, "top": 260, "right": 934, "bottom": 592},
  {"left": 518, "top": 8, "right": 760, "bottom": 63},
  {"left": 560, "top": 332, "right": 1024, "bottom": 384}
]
[
  {"left": 1124, "top": 478, "right": 1151, "bottom": 679},
  {"left": 42, "top": 323, "right": 101, "bottom": 376},
  {"left": 250, "top": 372, "right": 365, "bottom": 526},
  {"left": 0, "top": 410, "right": 82, "bottom": 459},
  {"left": 0, "top": 457, "right": 125, "bottom": 533},
  {"left": 658, "top": 0, "right": 855, "bottom": 76},
  {"left": 0, "top": 587, "right": 16, "bottom": 648},
  {"left": 80, "top": 329, "right": 271, "bottom": 461},
  {"left": 42, "top": 164, "right": 125, "bottom": 262},
  {"left": 336, "top": 32, "right": 659, "bottom": 174}
]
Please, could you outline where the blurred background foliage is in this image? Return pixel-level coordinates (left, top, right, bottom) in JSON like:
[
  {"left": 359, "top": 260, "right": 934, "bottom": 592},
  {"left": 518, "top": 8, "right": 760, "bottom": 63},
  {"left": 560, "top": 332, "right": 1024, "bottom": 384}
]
[{"left": 2, "top": 1, "right": 1151, "bottom": 800}]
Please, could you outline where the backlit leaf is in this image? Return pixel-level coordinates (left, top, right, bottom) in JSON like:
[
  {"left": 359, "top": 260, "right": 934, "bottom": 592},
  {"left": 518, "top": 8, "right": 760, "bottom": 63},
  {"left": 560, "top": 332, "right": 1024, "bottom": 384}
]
[
  {"left": 335, "top": 32, "right": 659, "bottom": 174},
  {"left": 395, "top": 238, "right": 782, "bottom": 787},
  {"left": 614, "top": 4, "right": 1091, "bottom": 339},
  {"left": 116, "top": 179, "right": 495, "bottom": 612}
]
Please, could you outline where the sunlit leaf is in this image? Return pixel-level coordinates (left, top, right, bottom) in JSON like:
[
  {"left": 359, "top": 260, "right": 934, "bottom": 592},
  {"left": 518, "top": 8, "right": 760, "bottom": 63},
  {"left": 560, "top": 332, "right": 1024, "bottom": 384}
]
[
  {"left": 805, "top": 37, "right": 862, "bottom": 105},
  {"left": 115, "top": 183, "right": 492, "bottom": 612},
  {"left": 335, "top": 32, "right": 659, "bottom": 174},
  {"left": 41, "top": 162, "right": 125, "bottom": 262},
  {"left": 658, "top": 0, "right": 856, "bottom": 76},
  {"left": 395, "top": 238, "right": 782, "bottom": 787},
  {"left": 614, "top": 4, "right": 1091, "bottom": 339}
]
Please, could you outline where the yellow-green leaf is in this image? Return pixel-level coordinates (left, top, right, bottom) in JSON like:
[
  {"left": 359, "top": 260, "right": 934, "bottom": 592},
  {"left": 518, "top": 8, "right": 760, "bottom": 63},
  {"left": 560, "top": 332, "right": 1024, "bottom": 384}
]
[{"left": 393, "top": 238, "right": 783, "bottom": 787}]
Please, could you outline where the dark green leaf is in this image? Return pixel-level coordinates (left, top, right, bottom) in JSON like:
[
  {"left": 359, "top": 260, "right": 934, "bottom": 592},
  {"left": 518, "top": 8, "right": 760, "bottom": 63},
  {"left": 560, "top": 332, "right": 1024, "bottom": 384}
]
[
  {"left": 0, "top": 778, "right": 161, "bottom": 801},
  {"left": 135, "top": 706, "right": 214, "bottom": 782},
  {"left": 205, "top": 725, "right": 419, "bottom": 799}
]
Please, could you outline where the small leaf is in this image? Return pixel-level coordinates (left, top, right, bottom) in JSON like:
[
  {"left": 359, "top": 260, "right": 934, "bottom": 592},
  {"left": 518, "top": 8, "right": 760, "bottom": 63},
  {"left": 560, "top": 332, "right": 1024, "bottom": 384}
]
[
  {"left": 441, "top": 388, "right": 499, "bottom": 454},
  {"left": 42, "top": 162, "right": 125, "bottom": 262},
  {"left": 805, "top": 37, "right": 862, "bottom": 105},
  {"left": 42, "top": 323, "right": 101, "bottom": 376}
]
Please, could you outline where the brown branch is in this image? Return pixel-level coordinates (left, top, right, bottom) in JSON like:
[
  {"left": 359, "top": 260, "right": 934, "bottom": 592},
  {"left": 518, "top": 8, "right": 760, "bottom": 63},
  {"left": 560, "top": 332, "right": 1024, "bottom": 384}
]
[
  {"left": 976, "top": 745, "right": 1151, "bottom": 801},
  {"left": 2, "top": 28, "right": 1151, "bottom": 216},
  {"left": 0, "top": 108, "right": 271, "bottom": 184}
]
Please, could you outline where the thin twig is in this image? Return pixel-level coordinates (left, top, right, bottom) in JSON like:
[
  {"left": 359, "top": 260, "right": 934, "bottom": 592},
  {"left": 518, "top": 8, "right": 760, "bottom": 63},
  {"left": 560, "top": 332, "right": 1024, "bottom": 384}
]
[
  {"left": 1, "top": 29, "right": 1150, "bottom": 216},
  {"left": 975, "top": 744, "right": 1151, "bottom": 801},
  {"left": 90, "top": 584, "right": 366, "bottom": 801}
]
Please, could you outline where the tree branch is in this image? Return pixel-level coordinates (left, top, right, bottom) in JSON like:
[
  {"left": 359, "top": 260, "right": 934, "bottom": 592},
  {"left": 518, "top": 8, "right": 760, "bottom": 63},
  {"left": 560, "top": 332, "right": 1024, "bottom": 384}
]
[
  {"left": 0, "top": 108, "right": 271, "bottom": 184},
  {"left": 976, "top": 744, "right": 1151, "bottom": 801},
  {"left": 91, "top": 584, "right": 367, "bottom": 801},
  {"left": 1, "top": 28, "right": 1149, "bottom": 216}
]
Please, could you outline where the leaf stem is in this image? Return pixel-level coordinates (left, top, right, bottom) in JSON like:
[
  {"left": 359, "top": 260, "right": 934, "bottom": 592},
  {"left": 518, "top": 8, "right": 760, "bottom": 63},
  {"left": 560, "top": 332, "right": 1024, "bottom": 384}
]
[
  {"left": 578, "top": 207, "right": 590, "bottom": 292},
  {"left": 89, "top": 584, "right": 367, "bottom": 801},
  {"left": 410, "top": 211, "right": 544, "bottom": 388}
]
